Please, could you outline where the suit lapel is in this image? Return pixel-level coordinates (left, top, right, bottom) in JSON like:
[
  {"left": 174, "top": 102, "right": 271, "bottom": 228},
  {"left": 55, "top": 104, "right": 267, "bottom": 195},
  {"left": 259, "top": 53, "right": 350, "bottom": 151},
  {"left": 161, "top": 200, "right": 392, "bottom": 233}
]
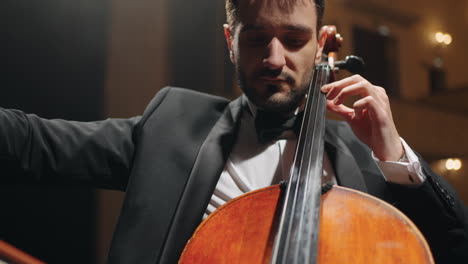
[
  {"left": 325, "top": 123, "right": 368, "bottom": 193},
  {"left": 159, "top": 96, "right": 244, "bottom": 263}
]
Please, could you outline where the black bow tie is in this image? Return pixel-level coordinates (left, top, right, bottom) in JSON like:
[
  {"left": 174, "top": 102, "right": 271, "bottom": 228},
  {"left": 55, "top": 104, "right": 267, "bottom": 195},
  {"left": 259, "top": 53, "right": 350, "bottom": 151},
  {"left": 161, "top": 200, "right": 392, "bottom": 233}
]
[{"left": 255, "top": 110, "right": 304, "bottom": 144}]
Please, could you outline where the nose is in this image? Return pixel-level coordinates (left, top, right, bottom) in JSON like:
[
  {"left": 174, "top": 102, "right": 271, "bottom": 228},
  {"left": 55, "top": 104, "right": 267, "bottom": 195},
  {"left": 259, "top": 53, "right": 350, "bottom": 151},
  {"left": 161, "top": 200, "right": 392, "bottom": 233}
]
[{"left": 263, "top": 37, "right": 286, "bottom": 69}]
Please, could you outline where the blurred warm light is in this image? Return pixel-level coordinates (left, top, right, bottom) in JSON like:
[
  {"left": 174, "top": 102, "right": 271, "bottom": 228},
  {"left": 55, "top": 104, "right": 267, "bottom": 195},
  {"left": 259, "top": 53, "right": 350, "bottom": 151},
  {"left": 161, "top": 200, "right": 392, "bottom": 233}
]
[
  {"left": 445, "top": 158, "right": 462, "bottom": 171},
  {"left": 443, "top": 34, "right": 452, "bottom": 45},
  {"left": 435, "top": 32, "right": 445, "bottom": 43},
  {"left": 434, "top": 32, "right": 452, "bottom": 46},
  {"left": 430, "top": 158, "right": 465, "bottom": 179}
]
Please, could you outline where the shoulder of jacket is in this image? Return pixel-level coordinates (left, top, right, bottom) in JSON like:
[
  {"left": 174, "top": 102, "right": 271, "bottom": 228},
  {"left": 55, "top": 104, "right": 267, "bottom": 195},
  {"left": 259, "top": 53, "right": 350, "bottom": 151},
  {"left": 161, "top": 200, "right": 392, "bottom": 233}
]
[
  {"left": 158, "top": 86, "right": 229, "bottom": 102},
  {"left": 137, "top": 86, "right": 230, "bottom": 126},
  {"left": 147, "top": 87, "right": 229, "bottom": 111}
]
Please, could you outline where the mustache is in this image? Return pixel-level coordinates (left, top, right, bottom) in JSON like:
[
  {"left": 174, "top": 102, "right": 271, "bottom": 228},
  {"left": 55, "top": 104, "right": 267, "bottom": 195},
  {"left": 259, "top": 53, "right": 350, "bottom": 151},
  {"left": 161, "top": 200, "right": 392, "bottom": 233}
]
[{"left": 254, "top": 68, "right": 295, "bottom": 84}]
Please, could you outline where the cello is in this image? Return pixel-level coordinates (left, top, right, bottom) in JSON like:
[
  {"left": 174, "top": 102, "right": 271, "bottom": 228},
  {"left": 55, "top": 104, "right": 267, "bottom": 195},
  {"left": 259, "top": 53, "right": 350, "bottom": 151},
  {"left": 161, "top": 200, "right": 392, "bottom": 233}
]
[{"left": 179, "top": 26, "right": 434, "bottom": 264}]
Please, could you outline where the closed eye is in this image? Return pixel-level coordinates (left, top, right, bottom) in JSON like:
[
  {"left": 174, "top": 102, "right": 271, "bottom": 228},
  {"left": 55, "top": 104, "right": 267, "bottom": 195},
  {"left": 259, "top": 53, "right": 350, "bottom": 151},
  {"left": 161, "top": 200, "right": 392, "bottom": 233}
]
[
  {"left": 284, "top": 37, "right": 308, "bottom": 49},
  {"left": 245, "top": 35, "right": 270, "bottom": 46}
]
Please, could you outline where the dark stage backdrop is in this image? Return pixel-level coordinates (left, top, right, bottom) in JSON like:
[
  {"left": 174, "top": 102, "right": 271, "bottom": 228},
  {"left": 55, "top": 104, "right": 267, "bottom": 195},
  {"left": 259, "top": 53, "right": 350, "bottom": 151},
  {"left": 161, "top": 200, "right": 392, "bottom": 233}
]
[
  {"left": 167, "top": 0, "right": 234, "bottom": 97},
  {"left": 0, "top": 0, "right": 109, "bottom": 263}
]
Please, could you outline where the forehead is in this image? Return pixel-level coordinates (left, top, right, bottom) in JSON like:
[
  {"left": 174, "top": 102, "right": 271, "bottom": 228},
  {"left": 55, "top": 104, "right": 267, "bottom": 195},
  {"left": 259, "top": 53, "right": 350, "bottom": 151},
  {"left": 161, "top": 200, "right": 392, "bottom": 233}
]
[{"left": 236, "top": 0, "right": 317, "bottom": 31}]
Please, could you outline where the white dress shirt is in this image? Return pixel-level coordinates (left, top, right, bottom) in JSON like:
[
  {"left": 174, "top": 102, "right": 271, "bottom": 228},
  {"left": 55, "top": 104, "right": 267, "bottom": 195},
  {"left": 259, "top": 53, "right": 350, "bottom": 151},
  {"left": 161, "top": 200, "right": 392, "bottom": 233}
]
[{"left": 205, "top": 97, "right": 425, "bottom": 217}]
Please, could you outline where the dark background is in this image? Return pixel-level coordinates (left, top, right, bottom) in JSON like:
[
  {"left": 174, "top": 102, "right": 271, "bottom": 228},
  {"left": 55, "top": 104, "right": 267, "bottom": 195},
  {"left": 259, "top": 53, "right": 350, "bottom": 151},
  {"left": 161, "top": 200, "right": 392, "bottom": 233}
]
[{"left": 0, "top": 0, "right": 109, "bottom": 262}]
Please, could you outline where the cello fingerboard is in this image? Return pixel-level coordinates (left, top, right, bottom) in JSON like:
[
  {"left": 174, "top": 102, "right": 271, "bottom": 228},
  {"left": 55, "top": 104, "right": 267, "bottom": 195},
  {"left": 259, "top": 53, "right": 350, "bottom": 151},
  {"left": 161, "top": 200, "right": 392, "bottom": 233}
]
[{"left": 270, "top": 64, "right": 331, "bottom": 264}]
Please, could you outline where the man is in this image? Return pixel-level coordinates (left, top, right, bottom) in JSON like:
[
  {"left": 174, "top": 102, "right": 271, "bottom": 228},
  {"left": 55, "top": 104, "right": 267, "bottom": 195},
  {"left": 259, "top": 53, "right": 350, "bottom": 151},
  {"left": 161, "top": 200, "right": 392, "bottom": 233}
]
[{"left": 0, "top": 0, "right": 466, "bottom": 263}]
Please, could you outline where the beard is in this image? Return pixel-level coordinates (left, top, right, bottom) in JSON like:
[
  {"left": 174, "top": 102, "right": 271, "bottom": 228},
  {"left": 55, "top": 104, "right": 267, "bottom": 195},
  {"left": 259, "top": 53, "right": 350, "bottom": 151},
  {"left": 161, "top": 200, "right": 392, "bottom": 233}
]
[{"left": 236, "top": 64, "right": 314, "bottom": 114}]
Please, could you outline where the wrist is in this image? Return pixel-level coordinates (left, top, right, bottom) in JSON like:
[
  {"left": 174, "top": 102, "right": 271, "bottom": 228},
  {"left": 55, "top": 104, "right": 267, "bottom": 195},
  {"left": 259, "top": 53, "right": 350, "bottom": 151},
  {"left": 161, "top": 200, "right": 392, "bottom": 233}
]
[{"left": 374, "top": 139, "right": 405, "bottom": 161}]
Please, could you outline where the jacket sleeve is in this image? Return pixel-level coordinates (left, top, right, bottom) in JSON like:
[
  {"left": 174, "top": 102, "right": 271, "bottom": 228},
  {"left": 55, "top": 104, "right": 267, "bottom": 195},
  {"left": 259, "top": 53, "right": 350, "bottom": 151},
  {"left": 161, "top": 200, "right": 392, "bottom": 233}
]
[{"left": 0, "top": 108, "right": 140, "bottom": 191}]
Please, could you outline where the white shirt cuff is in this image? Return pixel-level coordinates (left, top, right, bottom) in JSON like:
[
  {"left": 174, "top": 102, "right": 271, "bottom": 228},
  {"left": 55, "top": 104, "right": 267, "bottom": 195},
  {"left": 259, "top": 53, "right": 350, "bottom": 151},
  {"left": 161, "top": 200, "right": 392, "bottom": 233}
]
[{"left": 372, "top": 138, "right": 426, "bottom": 186}]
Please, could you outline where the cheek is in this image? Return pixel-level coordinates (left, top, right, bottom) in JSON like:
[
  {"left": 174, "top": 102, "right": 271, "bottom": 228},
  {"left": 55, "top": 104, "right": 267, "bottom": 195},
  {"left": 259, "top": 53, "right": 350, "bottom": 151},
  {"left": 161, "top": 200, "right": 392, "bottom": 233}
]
[
  {"left": 289, "top": 56, "right": 312, "bottom": 78},
  {"left": 292, "top": 47, "right": 317, "bottom": 73}
]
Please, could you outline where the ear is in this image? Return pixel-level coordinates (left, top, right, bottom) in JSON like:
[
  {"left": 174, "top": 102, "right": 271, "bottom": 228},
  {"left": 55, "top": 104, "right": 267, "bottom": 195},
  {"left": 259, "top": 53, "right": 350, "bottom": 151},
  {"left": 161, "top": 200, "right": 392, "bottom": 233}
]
[
  {"left": 314, "top": 26, "right": 328, "bottom": 65},
  {"left": 224, "top": 24, "right": 235, "bottom": 63}
]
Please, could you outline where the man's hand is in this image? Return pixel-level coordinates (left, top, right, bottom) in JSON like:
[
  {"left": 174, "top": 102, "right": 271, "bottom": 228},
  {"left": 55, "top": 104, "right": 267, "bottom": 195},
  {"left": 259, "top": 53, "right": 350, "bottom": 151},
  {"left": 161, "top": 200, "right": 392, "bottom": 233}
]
[{"left": 321, "top": 75, "right": 404, "bottom": 161}]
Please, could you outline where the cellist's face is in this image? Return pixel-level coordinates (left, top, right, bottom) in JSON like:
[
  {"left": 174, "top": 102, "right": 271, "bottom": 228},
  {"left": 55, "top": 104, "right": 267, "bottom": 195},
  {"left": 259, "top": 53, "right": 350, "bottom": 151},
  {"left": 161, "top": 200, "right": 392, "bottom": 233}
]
[{"left": 225, "top": 0, "right": 324, "bottom": 113}]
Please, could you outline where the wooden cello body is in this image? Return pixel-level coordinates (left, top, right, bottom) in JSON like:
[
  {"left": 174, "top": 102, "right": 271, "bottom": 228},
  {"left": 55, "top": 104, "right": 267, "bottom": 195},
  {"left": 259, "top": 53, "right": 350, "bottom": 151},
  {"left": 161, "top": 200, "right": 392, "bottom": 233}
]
[
  {"left": 179, "top": 27, "right": 434, "bottom": 263},
  {"left": 179, "top": 185, "right": 434, "bottom": 263}
]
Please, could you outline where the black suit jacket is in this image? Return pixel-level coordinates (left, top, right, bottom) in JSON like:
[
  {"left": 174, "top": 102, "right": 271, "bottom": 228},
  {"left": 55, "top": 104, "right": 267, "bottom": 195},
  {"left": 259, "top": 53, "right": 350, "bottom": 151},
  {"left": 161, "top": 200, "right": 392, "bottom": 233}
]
[{"left": 1, "top": 87, "right": 467, "bottom": 263}]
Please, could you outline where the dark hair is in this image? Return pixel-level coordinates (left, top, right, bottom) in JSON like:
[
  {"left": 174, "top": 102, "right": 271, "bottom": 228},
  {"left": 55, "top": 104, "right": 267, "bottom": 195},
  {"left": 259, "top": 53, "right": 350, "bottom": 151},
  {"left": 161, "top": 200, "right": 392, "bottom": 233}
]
[{"left": 225, "top": 0, "right": 325, "bottom": 29}]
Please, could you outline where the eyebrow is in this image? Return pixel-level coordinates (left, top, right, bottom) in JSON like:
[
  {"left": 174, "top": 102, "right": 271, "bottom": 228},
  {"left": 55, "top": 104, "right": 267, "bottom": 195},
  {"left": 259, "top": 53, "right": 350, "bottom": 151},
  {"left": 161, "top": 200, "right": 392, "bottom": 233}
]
[{"left": 241, "top": 24, "right": 313, "bottom": 34}]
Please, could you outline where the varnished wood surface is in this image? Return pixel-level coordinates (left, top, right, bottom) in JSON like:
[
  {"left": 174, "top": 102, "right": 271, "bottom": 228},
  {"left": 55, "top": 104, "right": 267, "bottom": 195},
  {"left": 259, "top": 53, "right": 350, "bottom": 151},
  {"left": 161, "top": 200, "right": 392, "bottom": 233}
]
[
  {"left": 0, "top": 240, "right": 46, "bottom": 264},
  {"left": 318, "top": 186, "right": 434, "bottom": 263},
  {"left": 179, "top": 185, "right": 434, "bottom": 263},
  {"left": 180, "top": 186, "right": 281, "bottom": 263}
]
